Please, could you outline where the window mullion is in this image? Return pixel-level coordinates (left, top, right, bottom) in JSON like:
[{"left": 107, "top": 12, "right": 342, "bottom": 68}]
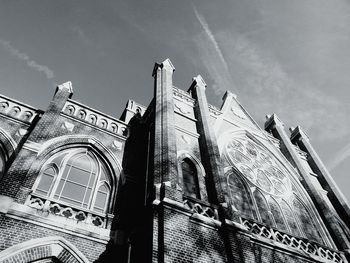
[{"left": 89, "top": 156, "right": 100, "bottom": 210}]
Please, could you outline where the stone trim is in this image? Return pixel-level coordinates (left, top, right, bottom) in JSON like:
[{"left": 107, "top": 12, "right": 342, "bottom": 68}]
[
  {"left": 0, "top": 236, "right": 90, "bottom": 263},
  {"left": 5, "top": 202, "right": 110, "bottom": 243}
]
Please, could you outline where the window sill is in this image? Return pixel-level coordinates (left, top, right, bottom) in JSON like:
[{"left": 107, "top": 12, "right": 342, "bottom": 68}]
[
  {"left": 5, "top": 201, "right": 110, "bottom": 243},
  {"left": 26, "top": 194, "right": 113, "bottom": 230}
]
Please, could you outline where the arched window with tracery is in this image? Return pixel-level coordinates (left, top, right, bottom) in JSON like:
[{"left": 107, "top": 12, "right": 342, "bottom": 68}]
[
  {"left": 227, "top": 170, "right": 255, "bottom": 219},
  {"left": 254, "top": 190, "right": 273, "bottom": 226},
  {"left": 280, "top": 200, "right": 301, "bottom": 236},
  {"left": 34, "top": 148, "right": 112, "bottom": 214},
  {"left": 181, "top": 158, "right": 200, "bottom": 199},
  {"left": 293, "top": 197, "right": 323, "bottom": 244},
  {"left": 224, "top": 133, "right": 329, "bottom": 245},
  {"left": 268, "top": 197, "right": 287, "bottom": 232}
]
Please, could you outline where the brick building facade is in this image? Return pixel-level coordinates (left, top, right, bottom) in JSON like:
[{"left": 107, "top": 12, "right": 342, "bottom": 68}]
[{"left": 0, "top": 59, "right": 349, "bottom": 262}]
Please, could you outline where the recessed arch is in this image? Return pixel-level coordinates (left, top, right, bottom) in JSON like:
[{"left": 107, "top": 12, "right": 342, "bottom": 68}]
[
  {"left": 0, "top": 236, "right": 90, "bottom": 263},
  {"left": 177, "top": 151, "right": 207, "bottom": 201}
]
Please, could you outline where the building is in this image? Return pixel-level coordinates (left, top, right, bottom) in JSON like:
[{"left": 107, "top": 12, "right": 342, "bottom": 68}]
[{"left": 0, "top": 59, "right": 350, "bottom": 263}]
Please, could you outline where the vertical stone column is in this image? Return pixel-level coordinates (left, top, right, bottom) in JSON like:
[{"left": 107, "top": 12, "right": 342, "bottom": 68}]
[
  {"left": 152, "top": 59, "right": 178, "bottom": 192},
  {"left": 189, "top": 75, "right": 226, "bottom": 205},
  {"left": 290, "top": 126, "right": 350, "bottom": 224},
  {"left": 265, "top": 114, "right": 350, "bottom": 253}
]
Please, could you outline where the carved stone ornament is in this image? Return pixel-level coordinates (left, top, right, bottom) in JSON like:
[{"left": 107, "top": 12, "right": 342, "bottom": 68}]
[
  {"left": 230, "top": 107, "right": 246, "bottom": 120},
  {"left": 113, "top": 140, "right": 122, "bottom": 150},
  {"left": 61, "top": 121, "right": 74, "bottom": 132},
  {"left": 16, "top": 128, "right": 28, "bottom": 137},
  {"left": 174, "top": 102, "right": 191, "bottom": 114},
  {"left": 181, "top": 135, "right": 191, "bottom": 144}
]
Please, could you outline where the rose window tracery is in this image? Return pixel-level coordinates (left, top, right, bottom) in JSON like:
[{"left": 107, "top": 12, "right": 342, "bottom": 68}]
[
  {"left": 226, "top": 137, "right": 291, "bottom": 197},
  {"left": 224, "top": 135, "right": 326, "bottom": 245}
]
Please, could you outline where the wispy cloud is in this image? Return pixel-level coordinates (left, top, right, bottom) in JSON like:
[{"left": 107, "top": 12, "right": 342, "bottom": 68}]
[
  {"left": 327, "top": 142, "right": 350, "bottom": 172},
  {"left": 0, "top": 40, "right": 54, "bottom": 80},
  {"left": 71, "top": 26, "right": 93, "bottom": 46},
  {"left": 193, "top": 5, "right": 228, "bottom": 72},
  {"left": 192, "top": 5, "right": 236, "bottom": 94}
]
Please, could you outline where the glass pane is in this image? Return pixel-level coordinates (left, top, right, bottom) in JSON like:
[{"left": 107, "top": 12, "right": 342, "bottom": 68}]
[
  {"left": 93, "top": 185, "right": 109, "bottom": 213},
  {"left": 59, "top": 181, "right": 86, "bottom": 203},
  {"left": 36, "top": 174, "right": 55, "bottom": 195},
  {"left": 82, "top": 187, "right": 93, "bottom": 207},
  {"left": 36, "top": 167, "right": 55, "bottom": 196},
  {"left": 269, "top": 198, "right": 287, "bottom": 231},
  {"left": 254, "top": 190, "right": 273, "bottom": 226},
  {"left": 68, "top": 165, "right": 92, "bottom": 185},
  {"left": 293, "top": 198, "right": 323, "bottom": 244},
  {"left": 281, "top": 200, "right": 301, "bottom": 236},
  {"left": 71, "top": 154, "right": 97, "bottom": 173}
]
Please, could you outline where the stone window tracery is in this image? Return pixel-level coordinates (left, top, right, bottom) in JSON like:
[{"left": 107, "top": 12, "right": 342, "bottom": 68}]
[
  {"left": 224, "top": 134, "right": 325, "bottom": 244},
  {"left": 34, "top": 148, "right": 111, "bottom": 214}
]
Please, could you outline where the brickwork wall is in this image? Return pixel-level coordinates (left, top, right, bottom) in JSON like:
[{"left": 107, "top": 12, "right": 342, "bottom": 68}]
[
  {"left": 0, "top": 115, "right": 29, "bottom": 145},
  {"left": 0, "top": 215, "right": 105, "bottom": 262},
  {"left": 151, "top": 205, "right": 332, "bottom": 263},
  {"left": 158, "top": 207, "right": 227, "bottom": 263},
  {"left": 175, "top": 130, "right": 201, "bottom": 162}
]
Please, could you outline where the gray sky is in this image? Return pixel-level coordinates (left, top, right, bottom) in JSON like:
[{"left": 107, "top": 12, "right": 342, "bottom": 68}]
[{"left": 0, "top": 0, "right": 349, "bottom": 201}]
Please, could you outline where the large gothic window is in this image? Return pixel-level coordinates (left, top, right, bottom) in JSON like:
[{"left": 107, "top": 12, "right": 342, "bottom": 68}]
[
  {"left": 181, "top": 158, "right": 200, "bottom": 199},
  {"left": 224, "top": 134, "right": 326, "bottom": 244},
  {"left": 34, "top": 148, "right": 111, "bottom": 214}
]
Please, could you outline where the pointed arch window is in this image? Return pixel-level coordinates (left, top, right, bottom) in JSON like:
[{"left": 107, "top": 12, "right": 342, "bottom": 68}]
[
  {"left": 33, "top": 148, "right": 112, "bottom": 214},
  {"left": 293, "top": 197, "right": 323, "bottom": 244},
  {"left": 227, "top": 171, "right": 255, "bottom": 219},
  {"left": 181, "top": 158, "right": 200, "bottom": 199}
]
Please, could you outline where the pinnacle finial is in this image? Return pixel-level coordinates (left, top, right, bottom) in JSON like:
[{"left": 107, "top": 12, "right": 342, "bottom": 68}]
[
  {"left": 152, "top": 58, "right": 175, "bottom": 76},
  {"left": 192, "top": 74, "right": 207, "bottom": 89},
  {"left": 57, "top": 81, "right": 73, "bottom": 94},
  {"left": 162, "top": 58, "right": 175, "bottom": 72}
]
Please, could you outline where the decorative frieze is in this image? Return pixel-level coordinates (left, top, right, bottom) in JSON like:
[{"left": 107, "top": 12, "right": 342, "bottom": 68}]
[
  {"left": 241, "top": 218, "right": 343, "bottom": 263},
  {"left": 62, "top": 100, "right": 129, "bottom": 137},
  {"left": 0, "top": 95, "right": 38, "bottom": 123}
]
